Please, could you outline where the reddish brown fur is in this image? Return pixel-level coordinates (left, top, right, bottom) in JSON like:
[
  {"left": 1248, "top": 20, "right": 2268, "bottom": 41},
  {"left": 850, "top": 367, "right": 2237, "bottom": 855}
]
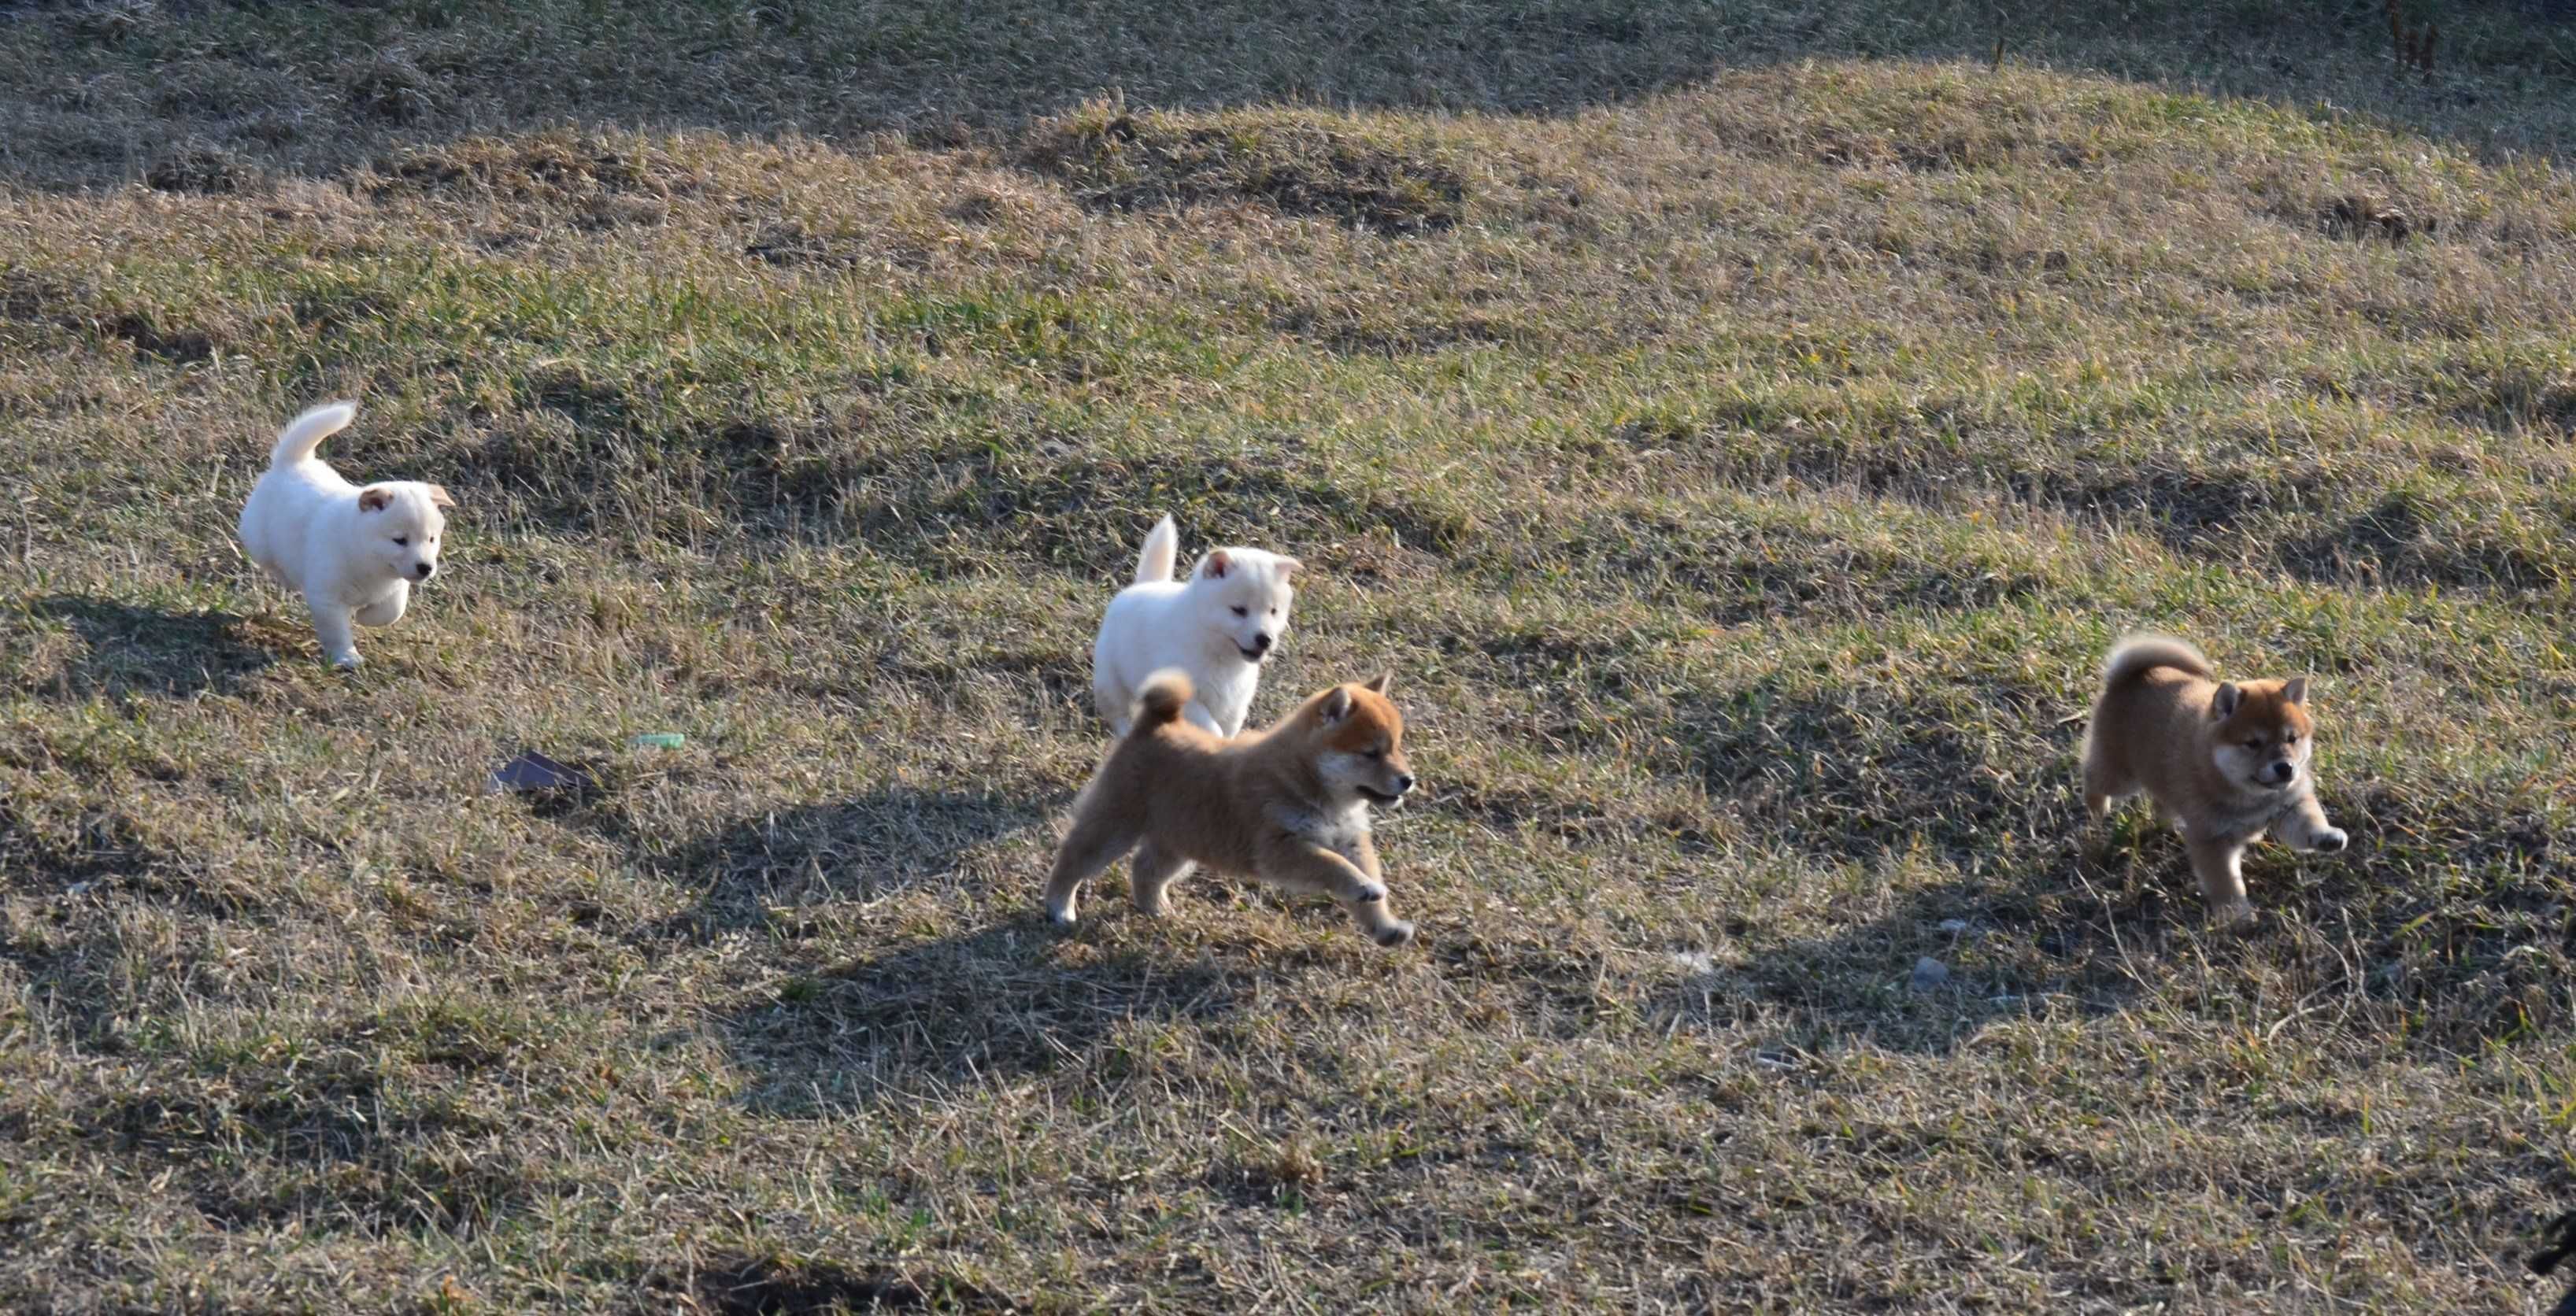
[
  {"left": 1045, "top": 670, "right": 1419, "bottom": 946},
  {"left": 2081, "top": 634, "right": 2348, "bottom": 922}
]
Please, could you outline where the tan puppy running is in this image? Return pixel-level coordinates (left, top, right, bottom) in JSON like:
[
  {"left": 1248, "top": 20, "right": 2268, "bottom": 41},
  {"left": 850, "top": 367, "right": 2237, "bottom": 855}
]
[
  {"left": 2081, "top": 633, "right": 2349, "bottom": 923},
  {"left": 1045, "top": 669, "right": 1419, "bottom": 946}
]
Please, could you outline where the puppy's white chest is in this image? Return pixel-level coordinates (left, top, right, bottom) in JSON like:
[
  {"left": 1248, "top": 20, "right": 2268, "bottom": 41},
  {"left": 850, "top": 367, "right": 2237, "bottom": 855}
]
[
  {"left": 2196, "top": 786, "right": 2310, "bottom": 843},
  {"left": 1196, "top": 664, "right": 1257, "bottom": 727},
  {"left": 1279, "top": 800, "right": 1370, "bottom": 852}
]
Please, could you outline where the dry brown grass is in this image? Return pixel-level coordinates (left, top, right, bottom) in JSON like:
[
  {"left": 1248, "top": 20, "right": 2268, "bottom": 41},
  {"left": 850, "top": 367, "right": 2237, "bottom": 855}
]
[{"left": 5, "top": 1, "right": 2576, "bottom": 1311}]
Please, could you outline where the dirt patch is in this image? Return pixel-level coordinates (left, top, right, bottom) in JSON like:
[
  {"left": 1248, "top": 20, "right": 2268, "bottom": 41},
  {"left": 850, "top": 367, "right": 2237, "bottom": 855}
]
[
  {"left": 1022, "top": 106, "right": 1466, "bottom": 236},
  {"left": 0, "top": 802, "right": 179, "bottom": 891},
  {"left": 141, "top": 142, "right": 250, "bottom": 194},
  {"left": 742, "top": 221, "right": 880, "bottom": 269},
  {"left": 2319, "top": 194, "right": 2429, "bottom": 243},
  {"left": 365, "top": 135, "right": 700, "bottom": 211},
  {"left": 106, "top": 312, "right": 215, "bottom": 364},
  {"left": 2443, "top": 359, "right": 2576, "bottom": 438},
  {"left": 1270, "top": 301, "right": 1518, "bottom": 355},
  {"left": 665, "top": 1254, "right": 1016, "bottom": 1314},
  {"left": 0, "top": 269, "right": 96, "bottom": 332},
  {"left": 340, "top": 50, "right": 449, "bottom": 126}
]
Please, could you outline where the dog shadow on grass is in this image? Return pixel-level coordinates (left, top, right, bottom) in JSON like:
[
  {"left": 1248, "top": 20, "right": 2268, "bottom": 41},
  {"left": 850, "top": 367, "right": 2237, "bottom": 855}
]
[
  {"left": 632, "top": 784, "right": 1247, "bottom": 1113},
  {"left": 714, "top": 916, "right": 1237, "bottom": 1116},
  {"left": 17, "top": 596, "right": 279, "bottom": 700},
  {"left": 635, "top": 786, "right": 1053, "bottom": 941},
  {"left": 1708, "top": 837, "right": 2189, "bottom": 1058},
  {"left": 1671, "top": 685, "right": 2198, "bottom": 1056},
  {"left": 633, "top": 783, "right": 1230, "bottom": 1113},
  {"left": 1686, "top": 681, "right": 2559, "bottom": 1059},
  {"left": 1676, "top": 680, "right": 2536, "bottom": 1059}
]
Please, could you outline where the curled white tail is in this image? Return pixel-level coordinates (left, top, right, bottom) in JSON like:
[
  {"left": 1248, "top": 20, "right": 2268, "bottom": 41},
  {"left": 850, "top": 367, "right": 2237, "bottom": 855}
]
[
  {"left": 268, "top": 401, "right": 357, "bottom": 468},
  {"left": 1133, "top": 514, "right": 1178, "bottom": 585}
]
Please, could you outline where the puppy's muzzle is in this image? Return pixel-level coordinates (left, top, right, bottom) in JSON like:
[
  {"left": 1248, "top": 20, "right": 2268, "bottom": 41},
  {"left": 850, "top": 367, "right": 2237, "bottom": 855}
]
[
  {"left": 1358, "top": 774, "right": 1415, "bottom": 805},
  {"left": 413, "top": 561, "right": 437, "bottom": 581},
  {"left": 2265, "top": 760, "right": 2297, "bottom": 786}
]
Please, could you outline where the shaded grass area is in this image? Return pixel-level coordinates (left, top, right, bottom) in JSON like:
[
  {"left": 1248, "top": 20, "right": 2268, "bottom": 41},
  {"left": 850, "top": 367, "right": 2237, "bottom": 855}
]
[
  {"left": 6, "top": 0, "right": 2576, "bottom": 193},
  {"left": 3, "top": 2, "right": 2576, "bottom": 1310}
]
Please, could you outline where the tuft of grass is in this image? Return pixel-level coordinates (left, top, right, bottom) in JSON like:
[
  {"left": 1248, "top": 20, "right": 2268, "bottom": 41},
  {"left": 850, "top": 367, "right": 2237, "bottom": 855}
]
[{"left": 1024, "top": 102, "right": 1471, "bottom": 235}]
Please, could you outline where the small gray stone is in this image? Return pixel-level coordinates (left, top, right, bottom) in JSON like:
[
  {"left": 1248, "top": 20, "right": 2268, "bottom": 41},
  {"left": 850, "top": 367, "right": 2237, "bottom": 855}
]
[
  {"left": 1910, "top": 956, "right": 1950, "bottom": 992},
  {"left": 1937, "top": 919, "right": 1969, "bottom": 935}
]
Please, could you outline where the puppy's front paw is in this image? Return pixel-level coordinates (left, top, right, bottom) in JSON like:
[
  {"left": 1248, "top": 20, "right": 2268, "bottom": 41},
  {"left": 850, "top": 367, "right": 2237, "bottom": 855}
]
[
  {"left": 2313, "top": 827, "right": 2348, "bottom": 854},
  {"left": 1373, "top": 920, "right": 1416, "bottom": 948},
  {"left": 2211, "top": 900, "right": 2261, "bottom": 932},
  {"left": 329, "top": 653, "right": 364, "bottom": 671}
]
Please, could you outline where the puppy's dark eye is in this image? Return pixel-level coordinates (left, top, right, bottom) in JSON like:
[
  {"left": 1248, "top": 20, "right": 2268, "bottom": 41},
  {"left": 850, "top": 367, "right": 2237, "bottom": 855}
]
[
  {"left": 392, "top": 536, "right": 409, "bottom": 546},
  {"left": 1231, "top": 606, "right": 1248, "bottom": 617},
  {"left": 1364, "top": 748, "right": 1384, "bottom": 760},
  {"left": 2245, "top": 737, "right": 2263, "bottom": 750}
]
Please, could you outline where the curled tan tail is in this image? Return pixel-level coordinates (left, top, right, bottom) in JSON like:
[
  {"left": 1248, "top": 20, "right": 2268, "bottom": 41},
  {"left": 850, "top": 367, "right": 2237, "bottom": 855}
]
[
  {"left": 1132, "top": 668, "right": 1193, "bottom": 732},
  {"left": 2100, "top": 633, "right": 2211, "bottom": 690}
]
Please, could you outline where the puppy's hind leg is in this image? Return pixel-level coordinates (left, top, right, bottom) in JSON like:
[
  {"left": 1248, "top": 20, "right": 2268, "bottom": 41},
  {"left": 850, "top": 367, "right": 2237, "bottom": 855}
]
[
  {"left": 353, "top": 579, "right": 410, "bottom": 628},
  {"left": 1043, "top": 807, "right": 1139, "bottom": 927},
  {"left": 1094, "top": 670, "right": 1133, "bottom": 737},
  {"left": 305, "top": 593, "right": 363, "bottom": 669},
  {"left": 1127, "top": 839, "right": 1194, "bottom": 916},
  {"left": 2078, "top": 733, "right": 2128, "bottom": 825}
]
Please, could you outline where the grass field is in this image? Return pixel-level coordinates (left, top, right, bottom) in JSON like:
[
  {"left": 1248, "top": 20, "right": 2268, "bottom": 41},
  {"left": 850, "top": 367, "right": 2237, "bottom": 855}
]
[{"left": 6, "top": 0, "right": 2576, "bottom": 1310}]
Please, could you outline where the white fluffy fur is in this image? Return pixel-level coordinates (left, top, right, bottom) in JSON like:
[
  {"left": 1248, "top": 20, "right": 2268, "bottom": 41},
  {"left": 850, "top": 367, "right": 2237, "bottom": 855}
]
[
  {"left": 1091, "top": 515, "right": 1301, "bottom": 737},
  {"left": 237, "top": 401, "right": 452, "bottom": 669}
]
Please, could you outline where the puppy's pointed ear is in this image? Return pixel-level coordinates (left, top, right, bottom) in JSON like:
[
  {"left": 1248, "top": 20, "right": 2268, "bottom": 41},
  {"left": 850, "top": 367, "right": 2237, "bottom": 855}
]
[
  {"left": 424, "top": 483, "right": 456, "bottom": 510},
  {"left": 2211, "top": 682, "right": 2241, "bottom": 719},
  {"left": 2283, "top": 676, "right": 2309, "bottom": 705},
  {"left": 1364, "top": 672, "right": 1392, "bottom": 695},
  {"left": 1276, "top": 556, "right": 1303, "bottom": 579},
  {"left": 357, "top": 486, "right": 393, "bottom": 513},
  {"left": 1201, "top": 549, "right": 1231, "bottom": 579},
  {"left": 1319, "top": 686, "right": 1353, "bottom": 723}
]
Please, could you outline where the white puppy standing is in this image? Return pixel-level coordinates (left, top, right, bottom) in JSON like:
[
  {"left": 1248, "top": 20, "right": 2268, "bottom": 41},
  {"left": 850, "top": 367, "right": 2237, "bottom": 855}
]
[
  {"left": 1092, "top": 515, "right": 1300, "bottom": 737},
  {"left": 238, "top": 401, "right": 453, "bottom": 669}
]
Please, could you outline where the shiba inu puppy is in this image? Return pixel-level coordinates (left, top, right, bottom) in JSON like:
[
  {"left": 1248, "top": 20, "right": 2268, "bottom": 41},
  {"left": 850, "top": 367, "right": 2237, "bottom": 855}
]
[
  {"left": 1046, "top": 669, "right": 1419, "bottom": 946},
  {"left": 1091, "top": 515, "right": 1301, "bottom": 737},
  {"left": 2081, "top": 633, "right": 2349, "bottom": 922},
  {"left": 237, "top": 401, "right": 452, "bottom": 669}
]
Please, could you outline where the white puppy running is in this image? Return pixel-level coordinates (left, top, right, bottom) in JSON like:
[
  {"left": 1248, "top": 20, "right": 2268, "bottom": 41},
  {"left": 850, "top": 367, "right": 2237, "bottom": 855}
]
[
  {"left": 1091, "top": 515, "right": 1301, "bottom": 737},
  {"left": 237, "top": 401, "right": 453, "bottom": 669}
]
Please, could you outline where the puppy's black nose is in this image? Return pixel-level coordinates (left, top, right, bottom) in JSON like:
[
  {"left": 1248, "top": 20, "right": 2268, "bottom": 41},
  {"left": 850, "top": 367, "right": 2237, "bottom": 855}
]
[
  {"left": 414, "top": 562, "right": 435, "bottom": 580},
  {"left": 1393, "top": 774, "right": 1416, "bottom": 794},
  {"left": 2270, "top": 761, "right": 2297, "bottom": 784},
  {"left": 1250, "top": 633, "right": 1272, "bottom": 652}
]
